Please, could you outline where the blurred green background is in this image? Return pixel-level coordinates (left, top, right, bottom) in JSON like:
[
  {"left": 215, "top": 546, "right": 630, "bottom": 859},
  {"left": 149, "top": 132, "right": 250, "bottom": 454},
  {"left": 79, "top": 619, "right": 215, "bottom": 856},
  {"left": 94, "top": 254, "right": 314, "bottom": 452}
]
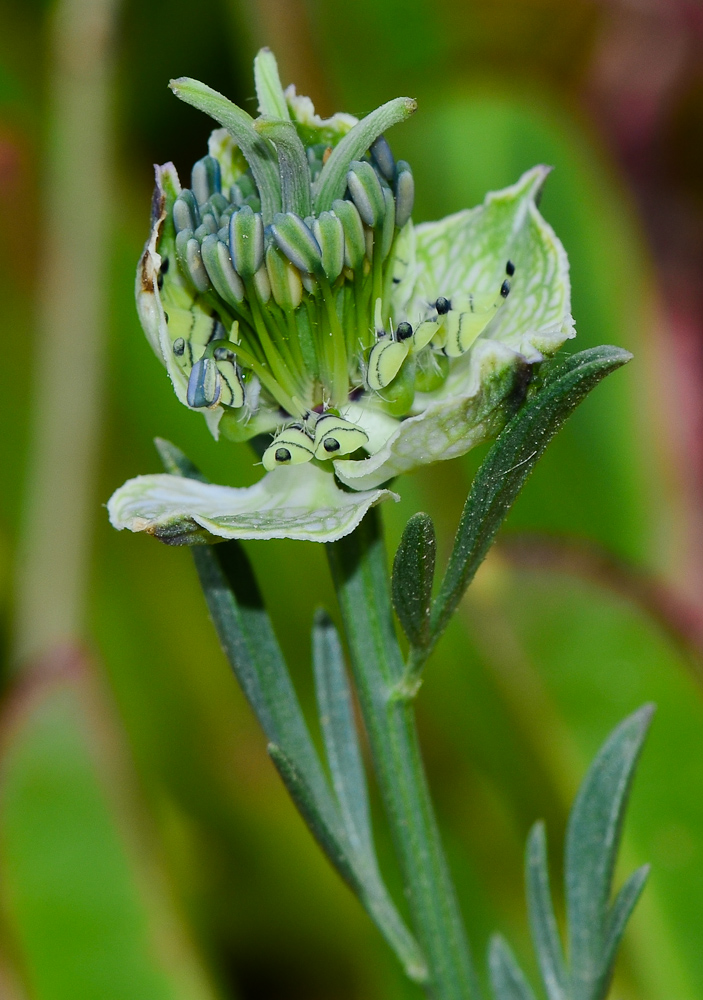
[{"left": 1, "top": 0, "right": 703, "bottom": 997}]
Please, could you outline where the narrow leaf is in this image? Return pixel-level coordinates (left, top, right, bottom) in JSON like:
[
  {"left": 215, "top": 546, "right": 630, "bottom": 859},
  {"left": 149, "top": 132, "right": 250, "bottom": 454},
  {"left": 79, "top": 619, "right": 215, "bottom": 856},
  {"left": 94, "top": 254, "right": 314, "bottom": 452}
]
[
  {"left": 155, "top": 439, "right": 337, "bottom": 826},
  {"left": 158, "top": 440, "right": 425, "bottom": 981},
  {"left": 255, "top": 118, "right": 312, "bottom": 216},
  {"left": 598, "top": 864, "right": 649, "bottom": 999},
  {"left": 268, "top": 742, "right": 358, "bottom": 887},
  {"left": 432, "top": 346, "right": 632, "bottom": 643},
  {"left": 169, "top": 77, "right": 282, "bottom": 222},
  {"left": 313, "top": 97, "right": 416, "bottom": 212},
  {"left": 313, "top": 610, "right": 373, "bottom": 856},
  {"left": 253, "top": 47, "right": 290, "bottom": 119},
  {"left": 392, "top": 512, "right": 436, "bottom": 649},
  {"left": 525, "top": 822, "right": 567, "bottom": 1000},
  {"left": 488, "top": 935, "right": 538, "bottom": 1000},
  {"left": 566, "top": 704, "right": 654, "bottom": 1000}
]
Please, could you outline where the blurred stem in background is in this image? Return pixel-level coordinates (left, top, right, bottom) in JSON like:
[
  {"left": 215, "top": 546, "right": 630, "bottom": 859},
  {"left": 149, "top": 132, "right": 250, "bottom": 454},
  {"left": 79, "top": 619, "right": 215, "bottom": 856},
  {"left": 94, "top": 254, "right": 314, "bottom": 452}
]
[{"left": 13, "top": 0, "right": 119, "bottom": 666}]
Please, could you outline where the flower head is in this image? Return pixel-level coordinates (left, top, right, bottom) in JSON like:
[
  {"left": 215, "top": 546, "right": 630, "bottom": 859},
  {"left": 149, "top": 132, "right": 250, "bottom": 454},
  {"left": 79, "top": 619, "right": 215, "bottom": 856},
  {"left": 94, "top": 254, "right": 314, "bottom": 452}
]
[{"left": 109, "top": 49, "right": 574, "bottom": 544}]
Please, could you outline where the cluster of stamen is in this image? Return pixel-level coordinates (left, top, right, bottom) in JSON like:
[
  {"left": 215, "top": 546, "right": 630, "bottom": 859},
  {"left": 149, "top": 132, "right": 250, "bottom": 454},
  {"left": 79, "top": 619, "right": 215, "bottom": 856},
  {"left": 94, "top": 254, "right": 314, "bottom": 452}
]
[{"left": 162, "top": 130, "right": 515, "bottom": 470}]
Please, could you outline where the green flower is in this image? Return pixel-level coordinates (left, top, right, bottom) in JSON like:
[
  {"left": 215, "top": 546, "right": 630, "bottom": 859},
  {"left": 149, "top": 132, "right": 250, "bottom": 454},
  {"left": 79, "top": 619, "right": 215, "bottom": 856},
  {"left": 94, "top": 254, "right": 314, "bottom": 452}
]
[{"left": 108, "top": 49, "right": 573, "bottom": 544}]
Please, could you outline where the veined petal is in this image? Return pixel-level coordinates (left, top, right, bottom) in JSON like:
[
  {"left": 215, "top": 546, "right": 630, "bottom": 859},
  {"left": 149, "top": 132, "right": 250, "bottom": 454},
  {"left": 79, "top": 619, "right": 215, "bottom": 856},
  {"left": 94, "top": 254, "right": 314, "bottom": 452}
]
[
  {"left": 404, "top": 166, "right": 574, "bottom": 362},
  {"left": 108, "top": 464, "right": 398, "bottom": 545},
  {"left": 334, "top": 340, "right": 529, "bottom": 490}
]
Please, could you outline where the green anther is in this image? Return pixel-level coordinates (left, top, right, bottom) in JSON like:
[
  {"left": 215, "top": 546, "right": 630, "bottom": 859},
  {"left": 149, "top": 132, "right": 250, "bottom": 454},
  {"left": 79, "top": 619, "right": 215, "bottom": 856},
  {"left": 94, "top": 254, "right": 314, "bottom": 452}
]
[
  {"left": 253, "top": 265, "right": 271, "bottom": 303},
  {"left": 229, "top": 205, "right": 264, "bottom": 280},
  {"left": 262, "top": 425, "right": 315, "bottom": 471},
  {"left": 271, "top": 212, "right": 323, "bottom": 274},
  {"left": 313, "top": 211, "right": 345, "bottom": 282},
  {"left": 194, "top": 216, "right": 217, "bottom": 240},
  {"left": 367, "top": 338, "right": 410, "bottom": 391},
  {"left": 173, "top": 190, "right": 200, "bottom": 233},
  {"left": 175, "top": 229, "right": 210, "bottom": 293},
  {"left": 200, "top": 234, "right": 245, "bottom": 307},
  {"left": 266, "top": 244, "right": 303, "bottom": 311},
  {"left": 371, "top": 134, "right": 396, "bottom": 183},
  {"left": 207, "top": 192, "right": 229, "bottom": 219},
  {"left": 191, "top": 155, "right": 221, "bottom": 205},
  {"left": 347, "top": 160, "right": 385, "bottom": 228},
  {"left": 312, "top": 413, "right": 368, "bottom": 459},
  {"left": 187, "top": 356, "right": 221, "bottom": 408},
  {"left": 394, "top": 161, "right": 414, "bottom": 228},
  {"left": 332, "top": 199, "right": 365, "bottom": 271}
]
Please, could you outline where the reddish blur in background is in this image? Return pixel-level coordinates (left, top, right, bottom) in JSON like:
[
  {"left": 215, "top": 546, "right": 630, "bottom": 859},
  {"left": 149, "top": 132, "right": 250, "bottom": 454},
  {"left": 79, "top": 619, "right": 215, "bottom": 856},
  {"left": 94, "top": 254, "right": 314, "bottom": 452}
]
[{"left": 1, "top": 1, "right": 703, "bottom": 998}]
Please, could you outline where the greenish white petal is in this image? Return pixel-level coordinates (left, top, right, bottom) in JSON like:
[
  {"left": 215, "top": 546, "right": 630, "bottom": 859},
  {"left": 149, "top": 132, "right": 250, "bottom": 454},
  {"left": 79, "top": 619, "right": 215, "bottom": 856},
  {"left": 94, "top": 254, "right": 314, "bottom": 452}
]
[
  {"left": 108, "top": 464, "right": 398, "bottom": 545},
  {"left": 404, "top": 166, "right": 574, "bottom": 363}
]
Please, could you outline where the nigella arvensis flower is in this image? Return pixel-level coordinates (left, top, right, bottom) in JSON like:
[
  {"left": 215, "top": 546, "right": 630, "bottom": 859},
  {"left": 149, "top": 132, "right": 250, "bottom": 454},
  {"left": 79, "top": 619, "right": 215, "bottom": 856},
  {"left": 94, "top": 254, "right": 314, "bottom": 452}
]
[{"left": 108, "top": 49, "right": 574, "bottom": 543}]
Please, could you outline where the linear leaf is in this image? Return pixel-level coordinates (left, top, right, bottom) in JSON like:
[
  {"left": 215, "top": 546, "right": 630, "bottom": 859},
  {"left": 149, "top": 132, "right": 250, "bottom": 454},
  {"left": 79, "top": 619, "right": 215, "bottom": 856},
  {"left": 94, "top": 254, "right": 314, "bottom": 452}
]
[
  {"left": 156, "top": 439, "right": 425, "bottom": 982},
  {"left": 598, "top": 864, "right": 649, "bottom": 999},
  {"left": 392, "top": 512, "right": 436, "bottom": 650},
  {"left": 313, "top": 610, "right": 373, "bottom": 856},
  {"left": 268, "top": 742, "right": 357, "bottom": 886},
  {"left": 253, "top": 47, "right": 290, "bottom": 120},
  {"left": 488, "top": 936, "right": 538, "bottom": 1000},
  {"left": 254, "top": 118, "right": 312, "bottom": 216},
  {"left": 169, "top": 77, "right": 282, "bottom": 222},
  {"left": 525, "top": 822, "right": 567, "bottom": 1000},
  {"left": 268, "top": 741, "right": 428, "bottom": 984},
  {"left": 432, "top": 346, "right": 632, "bottom": 643},
  {"left": 155, "top": 439, "right": 338, "bottom": 831},
  {"left": 566, "top": 704, "right": 654, "bottom": 1000},
  {"left": 313, "top": 97, "right": 416, "bottom": 212}
]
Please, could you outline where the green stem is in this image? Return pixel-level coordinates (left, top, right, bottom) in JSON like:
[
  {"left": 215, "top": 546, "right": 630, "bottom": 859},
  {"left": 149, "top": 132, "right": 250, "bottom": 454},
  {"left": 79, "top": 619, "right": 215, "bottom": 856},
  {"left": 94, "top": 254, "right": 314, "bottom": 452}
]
[{"left": 327, "top": 513, "right": 481, "bottom": 1000}]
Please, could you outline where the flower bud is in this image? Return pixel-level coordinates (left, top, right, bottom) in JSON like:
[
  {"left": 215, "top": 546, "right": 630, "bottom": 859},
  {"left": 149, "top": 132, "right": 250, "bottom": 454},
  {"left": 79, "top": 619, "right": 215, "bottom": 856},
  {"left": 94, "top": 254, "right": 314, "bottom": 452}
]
[
  {"left": 370, "top": 135, "right": 396, "bottom": 183},
  {"left": 332, "top": 199, "right": 365, "bottom": 271},
  {"left": 271, "top": 212, "right": 322, "bottom": 274},
  {"left": 313, "top": 211, "right": 345, "bottom": 282},
  {"left": 191, "top": 155, "right": 222, "bottom": 205},
  {"left": 394, "top": 161, "right": 414, "bottom": 228},
  {"left": 346, "top": 160, "right": 385, "bottom": 228},
  {"left": 200, "top": 234, "right": 245, "bottom": 306},
  {"left": 229, "top": 205, "right": 264, "bottom": 280},
  {"left": 266, "top": 244, "right": 303, "bottom": 311},
  {"left": 173, "top": 189, "right": 200, "bottom": 233}
]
